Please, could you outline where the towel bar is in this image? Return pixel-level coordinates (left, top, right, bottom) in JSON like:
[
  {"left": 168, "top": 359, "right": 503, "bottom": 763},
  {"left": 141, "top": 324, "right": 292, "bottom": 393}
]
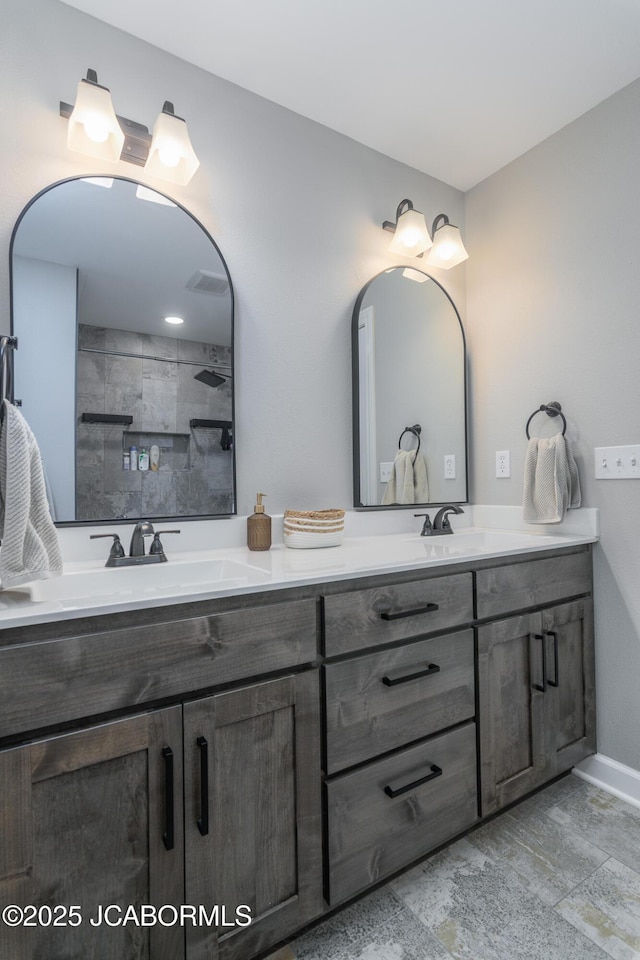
[{"left": 525, "top": 401, "right": 567, "bottom": 439}]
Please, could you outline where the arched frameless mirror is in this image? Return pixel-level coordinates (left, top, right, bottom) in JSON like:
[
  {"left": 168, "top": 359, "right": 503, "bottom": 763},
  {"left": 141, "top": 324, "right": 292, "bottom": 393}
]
[
  {"left": 10, "top": 176, "right": 234, "bottom": 524},
  {"left": 352, "top": 266, "right": 467, "bottom": 507}
]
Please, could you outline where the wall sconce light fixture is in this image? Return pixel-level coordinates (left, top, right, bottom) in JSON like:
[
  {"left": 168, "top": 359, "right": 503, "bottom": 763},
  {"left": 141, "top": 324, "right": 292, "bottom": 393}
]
[
  {"left": 144, "top": 101, "right": 200, "bottom": 186},
  {"left": 425, "top": 214, "right": 469, "bottom": 269},
  {"left": 382, "top": 199, "right": 432, "bottom": 257},
  {"left": 65, "top": 69, "right": 124, "bottom": 162},
  {"left": 60, "top": 69, "right": 200, "bottom": 186},
  {"left": 383, "top": 200, "right": 469, "bottom": 268}
]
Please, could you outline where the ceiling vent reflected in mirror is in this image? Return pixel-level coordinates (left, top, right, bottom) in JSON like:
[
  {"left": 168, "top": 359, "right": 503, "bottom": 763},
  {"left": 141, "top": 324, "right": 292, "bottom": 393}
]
[{"left": 186, "top": 270, "right": 230, "bottom": 297}]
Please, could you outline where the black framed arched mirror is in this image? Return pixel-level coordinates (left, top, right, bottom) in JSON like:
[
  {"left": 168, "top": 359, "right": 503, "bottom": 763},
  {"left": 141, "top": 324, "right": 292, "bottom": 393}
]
[
  {"left": 352, "top": 266, "right": 467, "bottom": 507},
  {"left": 10, "top": 176, "right": 234, "bottom": 524}
]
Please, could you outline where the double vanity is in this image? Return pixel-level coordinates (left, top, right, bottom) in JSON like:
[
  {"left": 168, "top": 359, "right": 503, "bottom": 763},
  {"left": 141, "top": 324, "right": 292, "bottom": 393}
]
[{"left": 0, "top": 518, "right": 597, "bottom": 960}]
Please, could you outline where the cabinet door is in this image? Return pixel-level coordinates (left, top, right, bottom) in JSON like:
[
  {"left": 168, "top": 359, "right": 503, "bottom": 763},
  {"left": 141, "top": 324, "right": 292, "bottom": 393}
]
[
  {"left": 541, "top": 598, "right": 596, "bottom": 774},
  {"left": 184, "top": 671, "right": 323, "bottom": 960},
  {"left": 0, "top": 708, "right": 185, "bottom": 960},
  {"left": 478, "top": 614, "right": 549, "bottom": 816}
]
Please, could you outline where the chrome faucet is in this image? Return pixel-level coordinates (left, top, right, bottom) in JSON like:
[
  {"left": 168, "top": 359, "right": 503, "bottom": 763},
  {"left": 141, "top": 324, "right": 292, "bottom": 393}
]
[
  {"left": 432, "top": 504, "right": 464, "bottom": 535},
  {"left": 130, "top": 520, "right": 155, "bottom": 557}
]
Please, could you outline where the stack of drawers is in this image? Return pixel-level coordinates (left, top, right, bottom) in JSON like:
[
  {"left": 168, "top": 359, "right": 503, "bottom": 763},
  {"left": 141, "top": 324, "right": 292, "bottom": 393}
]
[{"left": 322, "top": 571, "right": 478, "bottom": 904}]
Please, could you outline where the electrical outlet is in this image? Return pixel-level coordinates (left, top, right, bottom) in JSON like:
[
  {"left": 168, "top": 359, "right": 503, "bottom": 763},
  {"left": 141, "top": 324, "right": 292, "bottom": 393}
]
[
  {"left": 496, "top": 450, "right": 511, "bottom": 478},
  {"left": 444, "top": 454, "right": 456, "bottom": 479},
  {"left": 379, "top": 462, "right": 394, "bottom": 482}
]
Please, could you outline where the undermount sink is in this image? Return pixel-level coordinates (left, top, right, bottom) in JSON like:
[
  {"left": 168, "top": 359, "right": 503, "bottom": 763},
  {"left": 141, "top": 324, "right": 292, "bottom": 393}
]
[
  {"left": 403, "top": 529, "right": 560, "bottom": 551},
  {"left": 24, "top": 557, "right": 270, "bottom": 604}
]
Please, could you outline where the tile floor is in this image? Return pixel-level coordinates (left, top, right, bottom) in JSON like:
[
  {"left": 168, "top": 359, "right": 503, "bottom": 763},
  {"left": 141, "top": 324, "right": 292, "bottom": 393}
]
[{"left": 267, "top": 775, "right": 640, "bottom": 960}]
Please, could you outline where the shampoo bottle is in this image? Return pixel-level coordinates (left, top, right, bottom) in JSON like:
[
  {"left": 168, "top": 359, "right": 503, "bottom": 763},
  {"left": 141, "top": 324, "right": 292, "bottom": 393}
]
[{"left": 247, "top": 493, "right": 271, "bottom": 551}]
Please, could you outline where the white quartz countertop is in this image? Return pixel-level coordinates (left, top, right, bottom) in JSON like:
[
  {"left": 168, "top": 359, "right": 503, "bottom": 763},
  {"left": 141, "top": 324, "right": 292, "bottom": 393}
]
[{"left": 0, "top": 512, "right": 599, "bottom": 630}]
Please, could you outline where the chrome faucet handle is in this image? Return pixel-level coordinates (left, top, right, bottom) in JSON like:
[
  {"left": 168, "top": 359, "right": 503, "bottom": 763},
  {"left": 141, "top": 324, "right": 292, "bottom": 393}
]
[
  {"left": 90, "top": 533, "right": 126, "bottom": 565},
  {"left": 149, "top": 529, "right": 181, "bottom": 559},
  {"left": 414, "top": 513, "right": 433, "bottom": 536}
]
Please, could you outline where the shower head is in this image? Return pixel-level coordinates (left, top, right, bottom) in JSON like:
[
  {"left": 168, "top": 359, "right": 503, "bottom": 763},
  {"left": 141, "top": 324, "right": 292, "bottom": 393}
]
[{"left": 194, "top": 368, "right": 226, "bottom": 389}]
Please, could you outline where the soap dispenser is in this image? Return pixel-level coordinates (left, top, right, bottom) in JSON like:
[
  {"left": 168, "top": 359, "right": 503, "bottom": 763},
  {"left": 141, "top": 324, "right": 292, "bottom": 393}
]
[{"left": 247, "top": 493, "right": 271, "bottom": 551}]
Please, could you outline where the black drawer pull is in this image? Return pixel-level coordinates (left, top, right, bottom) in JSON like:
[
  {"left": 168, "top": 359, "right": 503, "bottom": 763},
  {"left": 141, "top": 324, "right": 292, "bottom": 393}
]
[
  {"left": 196, "top": 736, "right": 209, "bottom": 836},
  {"left": 162, "top": 746, "right": 175, "bottom": 851},
  {"left": 546, "top": 630, "right": 559, "bottom": 687},
  {"left": 533, "top": 634, "right": 547, "bottom": 692},
  {"left": 384, "top": 763, "right": 443, "bottom": 798},
  {"left": 380, "top": 602, "right": 439, "bottom": 621},
  {"left": 382, "top": 663, "right": 440, "bottom": 686}
]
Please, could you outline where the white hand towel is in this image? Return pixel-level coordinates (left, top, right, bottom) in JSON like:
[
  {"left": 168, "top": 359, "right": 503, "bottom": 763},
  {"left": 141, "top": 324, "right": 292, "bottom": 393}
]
[
  {"left": 523, "top": 433, "right": 581, "bottom": 524},
  {"left": 0, "top": 400, "right": 63, "bottom": 588},
  {"left": 381, "top": 449, "right": 430, "bottom": 505}
]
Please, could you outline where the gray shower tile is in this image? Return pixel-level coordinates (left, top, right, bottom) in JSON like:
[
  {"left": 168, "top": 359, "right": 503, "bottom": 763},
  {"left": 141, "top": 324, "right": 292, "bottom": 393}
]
[
  {"left": 104, "top": 328, "right": 143, "bottom": 355},
  {"left": 146, "top": 334, "right": 179, "bottom": 360},
  {"left": 547, "top": 783, "right": 640, "bottom": 873},
  {"left": 555, "top": 857, "right": 640, "bottom": 959},
  {"left": 141, "top": 378, "right": 177, "bottom": 432},
  {"left": 77, "top": 350, "right": 105, "bottom": 396},
  {"left": 343, "top": 905, "right": 452, "bottom": 960},
  {"left": 289, "top": 886, "right": 404, "bottom": 960},
  {"left": 391, "top": 838, "right": 604, "bottom": 960},
  {"left": 78, "top": 324, "right": 106, "bottom": 350},
  {"left": 142, "top": 357, "right": 178, "bottom": 381},
  {"left": 467, "top": 799, "right": 608, "bottom": 905},
  {"left": 105, "top": 354, "right": 143, "bottom": 389},
  {"left": 141, "top": 471, "right": 177, "bottom": 518}
]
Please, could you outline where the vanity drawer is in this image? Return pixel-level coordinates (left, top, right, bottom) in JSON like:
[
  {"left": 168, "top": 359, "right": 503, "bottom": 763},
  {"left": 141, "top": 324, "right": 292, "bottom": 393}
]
[
  {"left": 324, "top": 629, "right": 474, "bottom": 774},
  {"left": 476, "top": 549, "right": 592, "bottom": 620},
  {"left": 0, "top": 598, "right": 318, "bottom": 739},
  {"left": 326, "top": 722, "right": 477, "bottom": 904},
  {"left": 323, "top": 572, "right": 473, "bottom": 657}
]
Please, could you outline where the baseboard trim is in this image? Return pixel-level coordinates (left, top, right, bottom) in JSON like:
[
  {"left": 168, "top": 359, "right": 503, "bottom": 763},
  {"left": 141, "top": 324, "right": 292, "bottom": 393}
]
[{"left": 573, "top": 753, "right": 640, "bottom": 810}]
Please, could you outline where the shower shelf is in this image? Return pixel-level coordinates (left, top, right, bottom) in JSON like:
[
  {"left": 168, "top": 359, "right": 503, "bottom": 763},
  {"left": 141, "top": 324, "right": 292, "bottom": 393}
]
[{"left": 81, "top": 413, "right": 133, "bottom": 425}]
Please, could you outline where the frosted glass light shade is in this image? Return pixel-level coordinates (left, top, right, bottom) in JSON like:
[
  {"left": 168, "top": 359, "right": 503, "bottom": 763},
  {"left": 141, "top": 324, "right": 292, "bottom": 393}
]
[
  {"left": 426, "top": 222, "right": 469, "bottom": 269},
  {"left": 67, "top": 78, "right": 124, "bottom": 162},
  {"left": 389, "top": 207, "right": 432, "bottom": 257},
  {"left": 144, "top": 106, "right": 200, "bottom": 186}
]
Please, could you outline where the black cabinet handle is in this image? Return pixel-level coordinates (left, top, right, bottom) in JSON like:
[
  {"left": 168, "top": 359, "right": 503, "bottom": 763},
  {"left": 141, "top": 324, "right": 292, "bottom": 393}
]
[
  {"left": 162, "top": 746, "right": 175, "bottom": 851},
  {"left": 384, "top": 763, "right": 442, "bottom": 798},
  {"left": 380, "top": 603, "right": 439, "bottom": 621},
  {"left": 196, "top": 736, "right": 209, "bottom": 837},
  {"left": 382, "top": 663, "right": 440, "bottom": 686},
  {"left": 546, "top": 630, "right": 559, "bottom": 687},
  {"left": 533, "top": 634, "right": 547, "bottom": 692}
]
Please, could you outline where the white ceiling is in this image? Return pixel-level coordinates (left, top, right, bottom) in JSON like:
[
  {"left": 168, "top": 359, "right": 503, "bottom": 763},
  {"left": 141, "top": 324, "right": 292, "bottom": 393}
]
[{"left": 60, "top": 0, "right": 640, "bottom": 191}]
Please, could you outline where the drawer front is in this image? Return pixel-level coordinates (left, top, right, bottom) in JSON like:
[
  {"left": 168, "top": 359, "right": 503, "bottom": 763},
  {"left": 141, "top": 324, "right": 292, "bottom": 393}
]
[
  {"left": 325, "top": 629, "right": 475, "bottom": 774},
  {"left": 326, "top": 723, "right": 477, "bottom": 904},
  {"left": 323, "top": 572, "right": 473, "bottom": 657},
  {"left": 476, "top": 549, "right": 592, "bottom": 620},
  {"left": 0, "top": 598, "right": 318, "bottom": 739}
]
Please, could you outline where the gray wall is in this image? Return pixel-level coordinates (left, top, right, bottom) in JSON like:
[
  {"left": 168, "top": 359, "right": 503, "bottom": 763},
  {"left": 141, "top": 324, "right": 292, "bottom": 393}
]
[
  {"left": 1, "top": 0, "right": 465, "bottom": 518},
  {"left": 466, "top": 78, "right": 640, "bottom": 772}
]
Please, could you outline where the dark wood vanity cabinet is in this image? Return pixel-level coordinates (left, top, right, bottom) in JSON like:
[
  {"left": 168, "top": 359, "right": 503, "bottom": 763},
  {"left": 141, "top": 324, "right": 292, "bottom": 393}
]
[
  {"left": 0, "top": 707, "right": 185, "bottom": 960},
  {"left": 0, "top": 599, "right": 323, "bottom": 960},
  {"left": 0, "top": 543, "right": 596, "bottom": 960},
  {"left": 478, "top": 596, "right": 595, "bottom": 816},
  {"left": 477, "top": 552, "right": 595, "bottom": 817}
]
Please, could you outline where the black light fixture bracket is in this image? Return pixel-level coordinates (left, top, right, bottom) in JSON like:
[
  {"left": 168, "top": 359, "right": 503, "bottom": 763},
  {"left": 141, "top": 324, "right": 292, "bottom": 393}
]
[{"left": 382, "top": 198, "right": 415, "bottom": 234}]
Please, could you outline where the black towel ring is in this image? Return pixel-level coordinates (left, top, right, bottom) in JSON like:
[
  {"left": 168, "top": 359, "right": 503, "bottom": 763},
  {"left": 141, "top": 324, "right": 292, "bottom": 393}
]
[
  {"left": 525, "top": 401, "right": 567, "bottom": 439},
  {"left": 398, "top": 424, "right": 421, "bottom": 455}
]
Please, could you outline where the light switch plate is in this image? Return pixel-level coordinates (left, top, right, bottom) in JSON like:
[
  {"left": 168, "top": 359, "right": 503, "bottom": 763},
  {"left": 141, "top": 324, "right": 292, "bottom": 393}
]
[{"left": 595, "top": 445, "right": 640, "bottom": 479}]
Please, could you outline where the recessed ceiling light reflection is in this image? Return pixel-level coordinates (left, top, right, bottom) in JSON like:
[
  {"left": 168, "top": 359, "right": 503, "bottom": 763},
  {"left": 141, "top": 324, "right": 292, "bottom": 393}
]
[{"left": 164, "top": 316, "right": 184, "bottom": 325}]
